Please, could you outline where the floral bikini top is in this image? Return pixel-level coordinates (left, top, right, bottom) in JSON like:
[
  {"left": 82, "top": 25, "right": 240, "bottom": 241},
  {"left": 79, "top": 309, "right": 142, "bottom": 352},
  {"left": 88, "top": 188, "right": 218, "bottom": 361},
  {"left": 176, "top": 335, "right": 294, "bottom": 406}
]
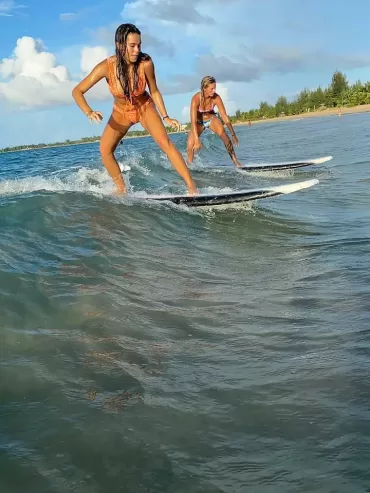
[{"left": 106, "top": 56, "right": 147, "bottom": 101}]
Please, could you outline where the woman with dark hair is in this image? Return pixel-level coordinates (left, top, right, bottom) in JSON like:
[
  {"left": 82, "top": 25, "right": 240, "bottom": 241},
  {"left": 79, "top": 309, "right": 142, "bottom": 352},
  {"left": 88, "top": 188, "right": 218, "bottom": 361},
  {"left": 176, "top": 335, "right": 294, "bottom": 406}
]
[
  {"left": 72, "top": 23, "right": 198, "bottom": 195},
  {"left": 187, "top": 76, "right": 242, "bottom": 168}
]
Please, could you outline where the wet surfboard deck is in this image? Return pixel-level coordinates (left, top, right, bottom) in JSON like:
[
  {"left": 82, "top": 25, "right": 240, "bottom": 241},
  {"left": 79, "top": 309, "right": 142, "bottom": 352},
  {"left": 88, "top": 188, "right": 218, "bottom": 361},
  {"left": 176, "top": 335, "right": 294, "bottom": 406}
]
[{"left": 143, "top": 178, "right": 319, "bottom": 207}]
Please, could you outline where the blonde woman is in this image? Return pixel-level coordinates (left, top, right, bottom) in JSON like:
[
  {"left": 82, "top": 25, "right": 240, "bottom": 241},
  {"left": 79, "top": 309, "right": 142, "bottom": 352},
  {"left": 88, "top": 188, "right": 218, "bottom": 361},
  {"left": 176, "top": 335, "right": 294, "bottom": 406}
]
[{"left": 187, "top": 76, "right": 242, "bottom": 167}]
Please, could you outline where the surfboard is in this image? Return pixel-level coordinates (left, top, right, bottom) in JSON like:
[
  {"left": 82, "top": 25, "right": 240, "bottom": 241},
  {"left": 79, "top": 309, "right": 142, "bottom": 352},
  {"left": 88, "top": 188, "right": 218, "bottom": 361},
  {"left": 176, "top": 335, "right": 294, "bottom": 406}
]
[
  {"left": 144, "top": 178, "right": 319, "bottom": 207},
  {"left": 119, "top": 156, "right": 332, "bottom": 174},
  {"left": 231, "top": 155, "right": 332, "bottom": 172}
]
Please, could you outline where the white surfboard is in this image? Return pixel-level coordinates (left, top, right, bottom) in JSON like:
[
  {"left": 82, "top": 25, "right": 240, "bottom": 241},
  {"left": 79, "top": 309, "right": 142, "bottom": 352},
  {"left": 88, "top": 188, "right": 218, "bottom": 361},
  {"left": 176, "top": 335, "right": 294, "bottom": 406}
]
[
  {"left": 225, "top": 155, "right": 332, "bottom": 172},
  {"left": 143, "top": 178, "right": 319, "bottom": 207}
]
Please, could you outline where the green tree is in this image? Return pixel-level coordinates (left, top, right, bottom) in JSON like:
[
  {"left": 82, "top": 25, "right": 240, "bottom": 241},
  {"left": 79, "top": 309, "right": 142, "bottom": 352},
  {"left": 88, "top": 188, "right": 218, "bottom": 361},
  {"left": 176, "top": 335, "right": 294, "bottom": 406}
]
[
  {"left": 259, "top": 101, "right": 275, "bottom": 118},
  {"left": 310, "top": 86, "right": 326, "bottom": 109},
  {"left": 275, "top": 96, "right": 289, "bottom": 116},
  {"left": 330, "top": 71, "right": 348, "bottom": 105}
]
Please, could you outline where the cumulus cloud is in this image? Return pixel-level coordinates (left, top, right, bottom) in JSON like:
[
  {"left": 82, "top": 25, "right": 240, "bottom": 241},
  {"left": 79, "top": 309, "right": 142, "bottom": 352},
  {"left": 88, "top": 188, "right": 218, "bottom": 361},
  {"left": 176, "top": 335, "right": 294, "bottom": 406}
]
[
  {"left": 120, "top": 0, "right": 370, "bottom": 101},
  {"left": 181, "top": 105, "right": 190, "bottom": 121},
  {"left": 216, "top": 83, "right": 237, "bottom": 115},
  {"left": 162, "top": 48, "right": 370, "bottom": 95},
  {"left": 80, "top": 46, "right": 109, "bottom": 74},
  {"left": 0, "top": 37, "right": 110, "bottom": 108}
]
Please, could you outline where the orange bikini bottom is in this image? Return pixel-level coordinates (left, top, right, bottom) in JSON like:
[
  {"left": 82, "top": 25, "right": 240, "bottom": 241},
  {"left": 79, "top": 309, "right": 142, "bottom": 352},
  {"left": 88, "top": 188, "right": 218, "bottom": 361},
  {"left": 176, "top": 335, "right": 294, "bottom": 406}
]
[{"left": 108, "top": 95, "right": 154, "bottom": 130}]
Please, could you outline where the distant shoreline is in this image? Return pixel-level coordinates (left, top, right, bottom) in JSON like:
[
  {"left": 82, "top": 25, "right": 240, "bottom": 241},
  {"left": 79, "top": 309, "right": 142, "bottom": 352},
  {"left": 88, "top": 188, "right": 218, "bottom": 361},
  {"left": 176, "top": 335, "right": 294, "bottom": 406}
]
[
  {"left": 233, "top": 103, "right": 370, "bottom": 127},
  {"left": 1, "top": 104, "right": 370, "bottom": 154},
  {"left": 0, "top": 130, "right": 188, "bottom": 154}
]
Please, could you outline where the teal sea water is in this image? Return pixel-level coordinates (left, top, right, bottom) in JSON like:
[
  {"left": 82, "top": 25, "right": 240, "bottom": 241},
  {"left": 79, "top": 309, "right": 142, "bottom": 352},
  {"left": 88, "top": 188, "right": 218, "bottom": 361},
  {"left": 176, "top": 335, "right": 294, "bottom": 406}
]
[{"left": 1, "top": 113, "right": 370, "bottom": 492}]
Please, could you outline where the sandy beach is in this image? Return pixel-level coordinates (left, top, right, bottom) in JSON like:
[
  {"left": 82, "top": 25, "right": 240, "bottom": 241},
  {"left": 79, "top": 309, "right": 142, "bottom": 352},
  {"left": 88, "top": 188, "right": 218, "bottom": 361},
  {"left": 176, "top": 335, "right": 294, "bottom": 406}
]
[{"left": 234, "top": 103, "right": 370, "bottom": 127}]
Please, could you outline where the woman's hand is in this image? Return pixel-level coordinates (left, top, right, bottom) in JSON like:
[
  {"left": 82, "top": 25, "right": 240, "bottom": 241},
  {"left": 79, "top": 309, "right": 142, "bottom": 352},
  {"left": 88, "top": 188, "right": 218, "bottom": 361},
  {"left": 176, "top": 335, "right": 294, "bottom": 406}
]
[
  {"left": 232, "top": 134, "right": 239, "bottom": 147},
  {"left": 193, "top": 139, "right": 202, "bottom": 152},
  {"left": 164, "top": 117, "right": 181, "bottom": 131},
  {"left": 87, "top": 111, "right": 103, "bottom": 124}
]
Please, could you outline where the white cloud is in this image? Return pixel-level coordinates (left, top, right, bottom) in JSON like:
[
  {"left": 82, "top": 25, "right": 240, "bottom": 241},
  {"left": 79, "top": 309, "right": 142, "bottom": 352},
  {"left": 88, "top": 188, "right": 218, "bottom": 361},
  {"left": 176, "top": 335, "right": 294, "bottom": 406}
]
[
  {"left": 122, "top": 0, "right": 234, "bottom": 26},
  {"left": 80, "top": 46, "right": 109, "bottom": 74},
  {"left": 89, "top": 24, "right": 175, "bottom": 57},
  {"left": 59, "top": 6, "right": 99, "bottom": 21},
  {"left": 123, "top": 0, "right": 213, "bottom": 25},
  {"left": 215, "top": 83, "right": 237, "bottom": 115},
  {"left": 60, "top": 12, "right": 76, "bottom": 21},
  {"left": 0, "top": 37, "right": 111, "bottom": 109},
  {"left": 0, "top": 0, "right": 25, "bottom": 16},
  {"left": 181, "top": 105, "right": 190, "bottom": 121},
  {"left": 121, "top": 0, "right": 370, "bottom": 100},
  {"left": 161, "top": 48, "right": 370, "bottom": 96},
  {"left": 0, "top": 38, "right": 68, "bottom": 80}
]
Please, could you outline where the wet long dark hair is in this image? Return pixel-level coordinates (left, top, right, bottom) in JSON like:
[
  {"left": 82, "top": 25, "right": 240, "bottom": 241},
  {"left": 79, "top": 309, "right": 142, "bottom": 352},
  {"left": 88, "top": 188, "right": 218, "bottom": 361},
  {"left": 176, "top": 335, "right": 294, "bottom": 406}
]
[{"left": 115, "top": 23, "right": 150, "bottom": 100}]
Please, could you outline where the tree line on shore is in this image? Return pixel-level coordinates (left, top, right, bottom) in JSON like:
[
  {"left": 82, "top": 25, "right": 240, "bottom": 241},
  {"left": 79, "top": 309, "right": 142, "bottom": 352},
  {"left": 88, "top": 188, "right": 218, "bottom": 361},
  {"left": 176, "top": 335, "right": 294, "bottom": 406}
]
[
  {"left": 230, "top": 70, "right": 370, "bottom": 123},
  {"left": 1, "top": 71, "right": 369, "bottom": 153}
]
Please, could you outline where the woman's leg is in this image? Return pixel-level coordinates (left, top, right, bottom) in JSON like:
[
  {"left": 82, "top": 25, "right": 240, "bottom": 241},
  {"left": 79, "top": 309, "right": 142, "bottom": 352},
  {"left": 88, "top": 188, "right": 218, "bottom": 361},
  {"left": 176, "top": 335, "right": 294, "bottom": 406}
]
[
  {"left": 140, "top": 104, "right": 198, "bottom": 194},
  {"left": 99, "top": 111, "right": 133, "bottom": 193},
  {"left": 187, "top": 123, "right": 205, "bottom": 163},
  {"left": 210, "top": 117, "right": 242, "bottom": 167}
]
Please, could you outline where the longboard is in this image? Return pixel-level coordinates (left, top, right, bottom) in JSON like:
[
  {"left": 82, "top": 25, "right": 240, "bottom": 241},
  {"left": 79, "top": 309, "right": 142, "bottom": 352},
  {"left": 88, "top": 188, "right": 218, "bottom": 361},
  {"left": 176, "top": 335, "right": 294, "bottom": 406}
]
[
  {"left": 144, "top": 178, "right": 319, "bottom": 207},
  {"left": 226, "top": 155, "right": 332, "bottom": 172}
]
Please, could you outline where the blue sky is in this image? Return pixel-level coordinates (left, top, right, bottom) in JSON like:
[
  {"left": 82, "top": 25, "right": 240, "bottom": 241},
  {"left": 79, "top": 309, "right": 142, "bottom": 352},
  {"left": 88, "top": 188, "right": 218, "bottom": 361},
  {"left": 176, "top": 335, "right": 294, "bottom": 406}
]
[{"left": 1, "top": 0, "right": 370, "bottom": 147}]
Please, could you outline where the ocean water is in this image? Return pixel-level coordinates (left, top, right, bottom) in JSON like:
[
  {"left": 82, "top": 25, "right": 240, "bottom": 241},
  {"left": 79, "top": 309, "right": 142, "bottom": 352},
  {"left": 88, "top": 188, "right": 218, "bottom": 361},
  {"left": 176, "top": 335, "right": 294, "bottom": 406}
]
[{"left": 1, "top": 113, "right": 370, "bottom": 492}]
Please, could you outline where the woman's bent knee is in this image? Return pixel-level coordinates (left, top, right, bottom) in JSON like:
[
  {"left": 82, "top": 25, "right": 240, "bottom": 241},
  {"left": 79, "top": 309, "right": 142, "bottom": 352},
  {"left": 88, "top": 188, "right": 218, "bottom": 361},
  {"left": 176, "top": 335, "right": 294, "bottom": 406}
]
[{"left": 100, "top": 141, "right": 116, "bottom": 159}]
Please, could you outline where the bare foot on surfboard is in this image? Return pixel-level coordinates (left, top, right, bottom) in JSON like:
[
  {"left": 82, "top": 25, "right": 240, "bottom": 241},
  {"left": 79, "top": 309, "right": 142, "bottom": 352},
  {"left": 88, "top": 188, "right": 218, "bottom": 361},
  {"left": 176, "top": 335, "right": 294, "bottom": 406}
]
[{"left": 187, "top": 184, "right": 199, "bottom": 195}]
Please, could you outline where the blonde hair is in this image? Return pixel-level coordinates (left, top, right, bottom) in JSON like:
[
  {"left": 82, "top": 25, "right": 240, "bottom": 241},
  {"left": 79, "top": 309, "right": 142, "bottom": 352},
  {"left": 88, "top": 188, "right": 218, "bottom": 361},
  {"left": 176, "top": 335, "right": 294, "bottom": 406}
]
[{"left": 200, "top": 76, "right": 216, "bottom": 110}]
